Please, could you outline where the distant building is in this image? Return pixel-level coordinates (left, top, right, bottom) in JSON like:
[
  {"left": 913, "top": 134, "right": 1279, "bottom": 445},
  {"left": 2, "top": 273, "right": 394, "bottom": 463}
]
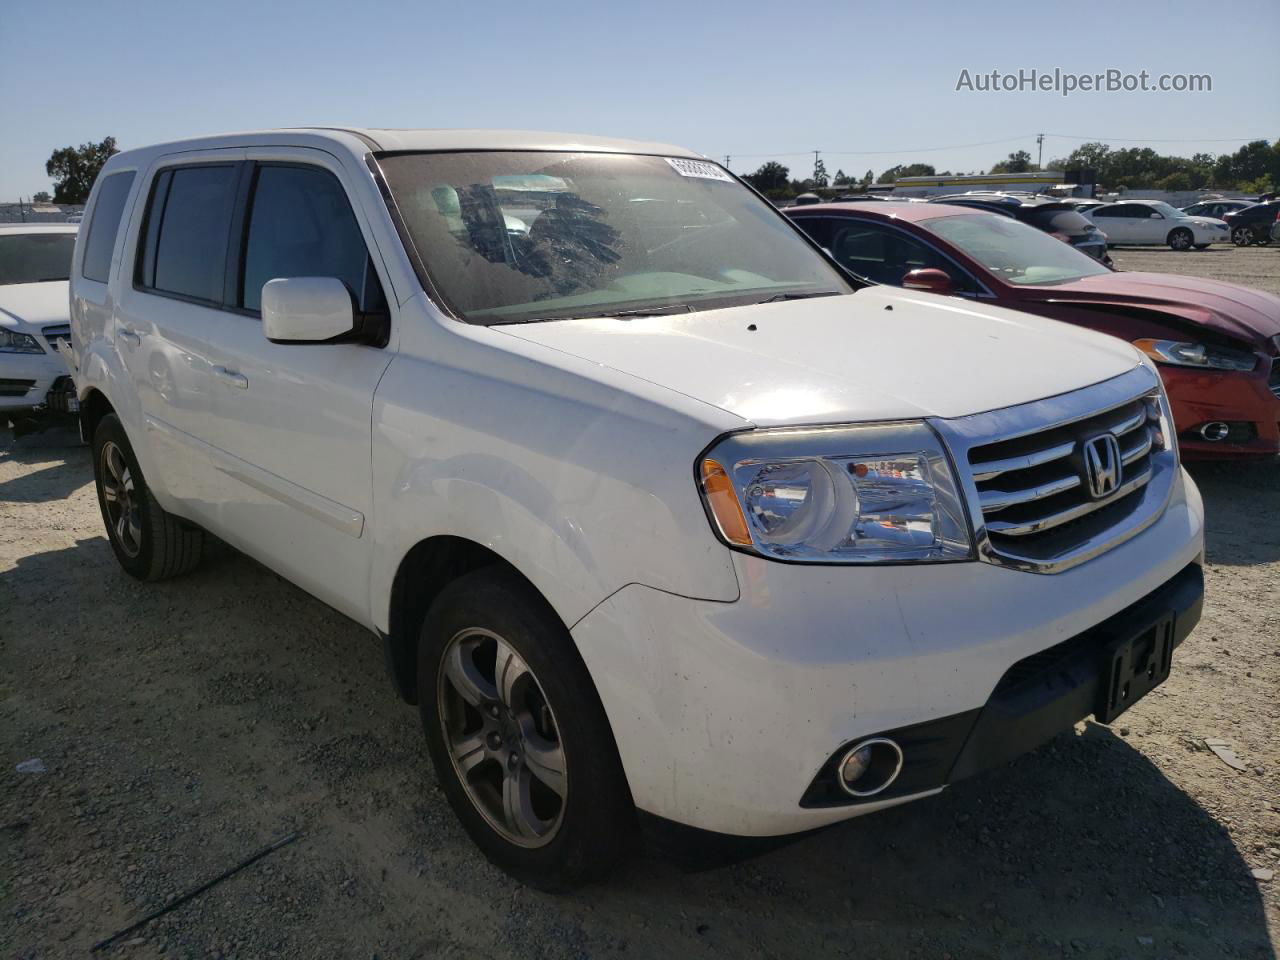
[
  {"left": 890, "top": 170, "right": 1096, "bottom": 199},
  {"left": 0, "top": 201, "right": 85, "bottom": 224}
]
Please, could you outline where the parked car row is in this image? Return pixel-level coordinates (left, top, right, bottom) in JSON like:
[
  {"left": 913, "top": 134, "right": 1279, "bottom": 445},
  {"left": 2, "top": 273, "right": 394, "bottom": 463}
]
[
  {"left": 15, "top": 128, "right": 1270, "bottom": 889},
  {"left": 923, "top": 193, "right": 1112, "bottom": 262},
  {"left": 1083, "top": 200, "right": 1231, "bottom": 250},
  {"left": 1219, "top": 199, "right": 1280, "bottom": 246}
]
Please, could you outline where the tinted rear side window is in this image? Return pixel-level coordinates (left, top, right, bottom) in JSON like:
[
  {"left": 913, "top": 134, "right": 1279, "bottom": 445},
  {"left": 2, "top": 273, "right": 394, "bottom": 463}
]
[
  {"left": 141, "top": 165, "right": 237, "bottom": 303},
  {"left": 240, "top": 165, "right": 382, "bottom": 313},
  {"left": 82, "top": 171, "right": 136, "bottom": 282}
]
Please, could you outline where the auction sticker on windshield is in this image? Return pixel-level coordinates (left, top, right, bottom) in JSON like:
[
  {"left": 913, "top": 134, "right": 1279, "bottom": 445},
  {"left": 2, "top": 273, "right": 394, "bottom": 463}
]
[{"left": 665, "top": 157, "right": 734, "bottom": 182}]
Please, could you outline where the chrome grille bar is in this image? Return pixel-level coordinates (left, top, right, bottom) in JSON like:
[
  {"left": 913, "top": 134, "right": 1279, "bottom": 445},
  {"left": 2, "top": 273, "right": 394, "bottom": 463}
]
[
  {"left": 1105, "top": 409, "right": 1147, "bottom": 438},
  {"left": 971, "top": 440, "right": 1074, "bottom": 482},
  {"left": 985, "top": 464, "right": 1154, "bottom": 537},
  {"left": 930, "top": 365, "right": 1177, "bottom": 574},
  {"left": 980, "top": 474, "right": 1080, "bottom": 512},
  {"left": 1121, "top": 430, "right": 1152, "bottom": 464}
]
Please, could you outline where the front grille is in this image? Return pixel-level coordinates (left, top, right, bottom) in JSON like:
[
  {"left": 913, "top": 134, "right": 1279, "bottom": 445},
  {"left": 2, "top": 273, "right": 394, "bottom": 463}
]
[
  {"left": 1269, "top": 358, "right": 1280, "bottom": 400},
  {"left": 964, "top": 391, "right": 1168, "bottom": 568},
  {"left": 0, "top": 377, "right": 36, "bottom": 397},
  {"left": 41, "top": 324, "right": 71, "bottom": 350}
]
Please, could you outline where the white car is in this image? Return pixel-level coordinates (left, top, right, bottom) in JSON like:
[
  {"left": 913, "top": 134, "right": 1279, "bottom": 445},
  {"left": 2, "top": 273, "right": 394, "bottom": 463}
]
[
  {"left": 1084, "top": 200, "right": 1229, "bottom": 250},
  {"left": 0, "top": 224, "right": 78, "bottom": 421},
  {"left": 69, "top": 129, "right": 1204, "bottom": 888}
]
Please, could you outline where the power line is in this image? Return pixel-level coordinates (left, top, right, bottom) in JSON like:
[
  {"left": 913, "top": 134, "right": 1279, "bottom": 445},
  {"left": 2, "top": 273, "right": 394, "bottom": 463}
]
[
  {"left": 1045, "top": 133, "right": 1267, "bottom": 143},
  {"left": 720, "top": 132, "right": 1265, "bottom": 161},
  {"left": 726, "top": 134, "right": 1036, "bottom": 159}
]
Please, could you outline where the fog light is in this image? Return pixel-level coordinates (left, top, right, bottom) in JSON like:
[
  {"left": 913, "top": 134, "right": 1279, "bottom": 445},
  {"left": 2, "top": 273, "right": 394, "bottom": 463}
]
[
  {"left": 1199, "top": 421, "right": 1230, "bottom": 441},
  {"left": 838, "top": 738, "right": 904, "bottom": 797}
]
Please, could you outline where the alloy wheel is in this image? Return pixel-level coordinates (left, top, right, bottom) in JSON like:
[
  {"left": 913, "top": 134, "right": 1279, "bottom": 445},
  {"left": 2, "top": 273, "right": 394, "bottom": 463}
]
[
  {"left": 100, "top": 441, "right": 142, "bottom": 558},
  {"left": 437, "top": 628, "right": 567, "bottom": 847},
  {"left": 1231, "top": 227, "right": 1253, "bottom": 246},
  {"left": 1170, "top": 230, "right": 1191, "bottom": 251}
]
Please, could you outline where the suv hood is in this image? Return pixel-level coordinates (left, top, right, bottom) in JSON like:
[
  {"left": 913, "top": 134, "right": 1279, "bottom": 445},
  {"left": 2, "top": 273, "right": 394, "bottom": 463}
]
[
  {"left": 497, "top": 287, "right": 1141, "bottom": 426},
  {"left": 1021, "top": 271, "right": 1280, "bottom": 346},
  {"left": 0, "top": 281, "right": 71, "bottom": 332}
]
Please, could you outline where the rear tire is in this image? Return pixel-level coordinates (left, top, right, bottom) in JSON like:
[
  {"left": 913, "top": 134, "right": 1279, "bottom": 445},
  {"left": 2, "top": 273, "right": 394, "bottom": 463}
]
[
  {"left": 417, "top": 567, "right": 635, "bottom": 891},
  {"left": 1231, "top": 226, "right": 1254, "bottom": 246},
  {"left": 91, "top": 413, "right": 204, "bottom": 581}
]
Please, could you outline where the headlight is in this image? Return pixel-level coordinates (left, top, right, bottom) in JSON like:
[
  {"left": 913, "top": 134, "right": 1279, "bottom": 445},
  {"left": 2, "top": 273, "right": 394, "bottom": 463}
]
[
  {"left": 0, "top": 329, "right": 45, "bottom": 354},
  {"left": 698, "top": 422, "right": 973, "bottom": 563},
  {"left": 1133, "top": 338, "right": 1256, "bottom": 372}
]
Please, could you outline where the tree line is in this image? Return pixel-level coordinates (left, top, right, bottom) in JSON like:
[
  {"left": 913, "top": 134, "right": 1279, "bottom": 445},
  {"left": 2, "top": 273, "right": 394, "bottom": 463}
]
[
  {"left": 740, "top": 139, "right": 1280, "bottom": 200},
  {"left": 26, "top": 135, "right": 1280, "bottom": 206}
]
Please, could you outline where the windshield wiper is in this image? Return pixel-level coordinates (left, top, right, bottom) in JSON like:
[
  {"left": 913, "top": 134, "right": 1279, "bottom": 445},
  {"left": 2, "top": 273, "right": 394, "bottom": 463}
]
[
  {"left": 755, "top": 290, "right": 843, "bottom": 304},
  {"left": 503, "top": 304, "right": 696, "bottom": 325}
]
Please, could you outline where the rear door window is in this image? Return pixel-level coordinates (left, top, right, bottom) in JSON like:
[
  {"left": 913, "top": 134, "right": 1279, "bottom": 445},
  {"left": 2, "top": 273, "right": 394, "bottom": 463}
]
[
  {"left": 81, "top": 171, "right": 136, "bottom": 283},
  {"left": 239, "top": 165, "right": 384, "bottom": 314},
  {"left": 138, "top": 165, "right": 238, "bottom": 304}
]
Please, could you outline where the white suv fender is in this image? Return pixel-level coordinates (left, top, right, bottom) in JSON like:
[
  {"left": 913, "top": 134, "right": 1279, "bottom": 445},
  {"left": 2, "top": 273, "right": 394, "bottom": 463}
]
[{"left": 369, "top": 294, "right": 746, "bottom": 638}]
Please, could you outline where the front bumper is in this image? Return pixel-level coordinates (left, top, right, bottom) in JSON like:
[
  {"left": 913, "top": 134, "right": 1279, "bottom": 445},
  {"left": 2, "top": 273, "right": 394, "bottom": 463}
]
[
  {"left": 1162, "top": 362, "right": 1280, "bottom": 459},
  {"left": 799, "top": 561, "right": 1202, "bottom": 808},
  {"left": 0, "top": 350, "right": 67, "bottom": 414},
  {"left": 572, "top": 468, "right": 1204, "bottom": 837}
]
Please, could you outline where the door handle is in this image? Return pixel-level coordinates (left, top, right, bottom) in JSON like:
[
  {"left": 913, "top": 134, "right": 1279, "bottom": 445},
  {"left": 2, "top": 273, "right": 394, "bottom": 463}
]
[
  {"left": 212, "top": 366, "right": 249, "bottom": 389},
  {"left": 118, "top": 329, "right": 141, "bottom": 347}
]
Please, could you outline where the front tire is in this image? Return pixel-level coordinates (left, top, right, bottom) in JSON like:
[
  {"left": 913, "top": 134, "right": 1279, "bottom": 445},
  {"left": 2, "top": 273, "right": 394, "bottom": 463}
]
[
  {"left": 91, "top": 413, "right": 204, "bottom": 581},
  {"left": 418, "top": 567, "right": 635, "bottom": 890},
  {"left": 1168, "top": 228, "right": 1193, "bottom": 251}
]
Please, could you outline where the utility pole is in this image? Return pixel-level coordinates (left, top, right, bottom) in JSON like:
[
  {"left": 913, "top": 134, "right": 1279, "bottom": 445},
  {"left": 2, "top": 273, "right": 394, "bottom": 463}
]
[
  {"left": 813, "top": 150, "right": 821, "bottom": 182},
  {"left": 724, "top": 155, "right": 731, "bottom": 171},
  {"left": 1036, "top": 133, "right": 1044, "bottom": 170}
]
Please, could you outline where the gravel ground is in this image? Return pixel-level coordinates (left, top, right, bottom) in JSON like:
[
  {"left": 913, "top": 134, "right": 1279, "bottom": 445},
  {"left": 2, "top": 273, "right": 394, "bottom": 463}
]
[{"left": 2, "top": 244, "right": 1278, "bottom": 959}]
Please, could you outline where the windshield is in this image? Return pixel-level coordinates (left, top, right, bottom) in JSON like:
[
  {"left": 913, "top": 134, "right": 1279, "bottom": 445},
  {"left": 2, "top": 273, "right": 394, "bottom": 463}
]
[
  {"left": 923, "top": 212, "right": 1111, "bottom": 286},
  {"left": 378, "top": 151, "right": 849, "bottom": 324},
  {"left": 0, "top": 233, "right": 76, "bottom": 285}
]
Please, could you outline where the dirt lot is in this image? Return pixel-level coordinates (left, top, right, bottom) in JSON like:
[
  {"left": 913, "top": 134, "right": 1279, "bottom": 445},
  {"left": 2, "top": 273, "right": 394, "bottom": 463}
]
[{"left": 3, "top": 245, "right": 1278, "bottom": 959}]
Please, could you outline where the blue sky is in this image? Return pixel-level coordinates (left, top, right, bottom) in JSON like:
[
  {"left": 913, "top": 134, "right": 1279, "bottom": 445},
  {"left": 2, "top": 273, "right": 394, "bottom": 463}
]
[{"left": 2, "top": 0, "right": 1276, "bottom": 198}]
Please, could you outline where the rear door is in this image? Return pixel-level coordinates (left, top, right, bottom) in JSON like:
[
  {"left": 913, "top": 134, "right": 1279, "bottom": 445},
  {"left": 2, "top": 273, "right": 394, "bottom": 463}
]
[
  {"left": 1091, "top": 204, "right": 1138, "bottom": 242},
  {"left": 195, "top": 149, "right": 395, "bottom": 622},
  {"left": 114, "top": 152, "right": 245, "bottom": 524}
]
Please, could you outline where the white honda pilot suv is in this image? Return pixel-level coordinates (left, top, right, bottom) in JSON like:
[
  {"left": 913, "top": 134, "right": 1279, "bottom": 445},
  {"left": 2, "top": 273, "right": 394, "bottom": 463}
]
[{"left": 69, "top": 129, "right": 1204, "bottom": 889}]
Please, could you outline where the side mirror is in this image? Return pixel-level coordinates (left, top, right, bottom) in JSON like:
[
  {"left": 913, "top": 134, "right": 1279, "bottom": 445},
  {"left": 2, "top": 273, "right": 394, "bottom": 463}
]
[
  {"left": 901, "top": 268, "right": 954, "bottom": 294},
  {"left": 1149, "top": 212, "right": 1163, "bottom": 219},
  {"left": 261, "top": 277, "right": 355, "bottom": 344}
]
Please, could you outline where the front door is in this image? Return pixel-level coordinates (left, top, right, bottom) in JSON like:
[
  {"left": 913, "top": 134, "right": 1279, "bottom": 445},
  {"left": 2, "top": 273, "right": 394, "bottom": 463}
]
[{"left": 196, "top": 151, "right": 396, "bottom": 623}]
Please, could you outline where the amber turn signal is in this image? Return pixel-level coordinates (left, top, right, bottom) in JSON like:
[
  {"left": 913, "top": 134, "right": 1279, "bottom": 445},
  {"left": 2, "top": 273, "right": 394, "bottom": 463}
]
[{"left": 700, "top": 458, "right": 752, "bottom": 546}]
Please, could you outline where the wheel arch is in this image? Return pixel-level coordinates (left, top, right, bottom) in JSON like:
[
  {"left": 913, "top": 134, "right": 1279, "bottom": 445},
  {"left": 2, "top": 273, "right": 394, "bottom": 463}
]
[
  {"left": 384, "top": 535, "right": 568, "bottom": 705},
  {"left": 79, "top": 387, "right": 116, "bottom": 444}
]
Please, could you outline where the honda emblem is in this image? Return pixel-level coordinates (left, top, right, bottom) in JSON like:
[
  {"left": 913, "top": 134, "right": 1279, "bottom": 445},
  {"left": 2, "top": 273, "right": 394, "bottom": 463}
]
[{"left": 1082, "top": 433, "right": 1121, "bottom": 499}]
